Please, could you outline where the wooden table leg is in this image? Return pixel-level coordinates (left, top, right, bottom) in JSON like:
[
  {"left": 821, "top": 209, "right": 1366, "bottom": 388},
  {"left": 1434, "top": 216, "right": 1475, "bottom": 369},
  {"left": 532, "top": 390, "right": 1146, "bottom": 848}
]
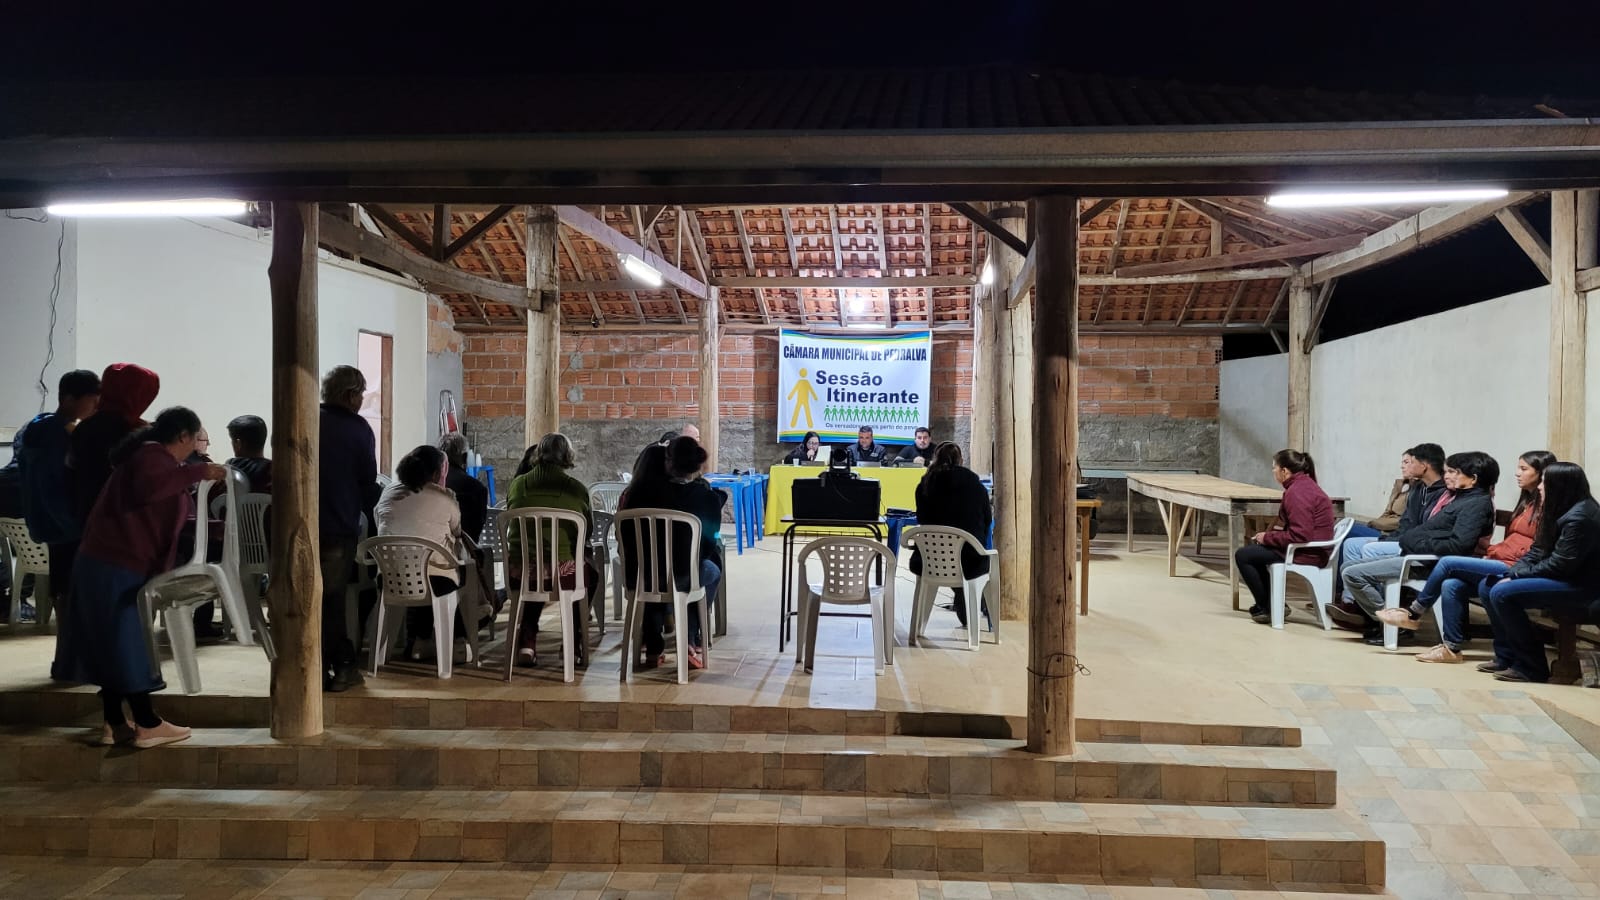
[
  {"left": 1078, "top": 509, "right": 1091, "bottom": 615},
  {"left": 1167, "top": 502, "right": 1184, "bottom": 577},
  {"left": 1228, "top": 512, "right": 1244, "bottom": 610},
  {"left": 1125, "top": 482, "right": 1135, "bottom": 551},
  {"left": 1195, "top": 511, "right": 1204, "bottom": 555}
]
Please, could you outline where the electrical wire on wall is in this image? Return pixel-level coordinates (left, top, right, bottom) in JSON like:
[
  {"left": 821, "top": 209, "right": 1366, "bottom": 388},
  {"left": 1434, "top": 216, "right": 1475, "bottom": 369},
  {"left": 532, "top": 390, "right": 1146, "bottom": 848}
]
[{"left": 6, "top": 210, "right": 67, "bottom": 414}]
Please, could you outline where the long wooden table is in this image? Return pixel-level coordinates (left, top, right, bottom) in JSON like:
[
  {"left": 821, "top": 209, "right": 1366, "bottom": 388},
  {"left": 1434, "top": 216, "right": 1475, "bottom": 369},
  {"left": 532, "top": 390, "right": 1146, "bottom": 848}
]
[{"left": 1124, "top": 473, "right": 1344, "bottom": 609}]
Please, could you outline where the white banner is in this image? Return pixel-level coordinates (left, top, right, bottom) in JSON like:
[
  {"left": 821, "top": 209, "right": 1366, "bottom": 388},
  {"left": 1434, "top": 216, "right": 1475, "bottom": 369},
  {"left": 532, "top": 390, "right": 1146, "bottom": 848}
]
[{"left": 776, "top": 330, "right": 932, "bottom": 445}]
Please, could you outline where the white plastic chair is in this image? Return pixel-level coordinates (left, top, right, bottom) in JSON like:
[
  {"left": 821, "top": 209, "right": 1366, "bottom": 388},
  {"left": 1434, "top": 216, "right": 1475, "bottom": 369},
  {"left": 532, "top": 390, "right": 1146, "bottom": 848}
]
[
  {"left": 347, "top": 512, "right": 378, "bottom": 649},
  {"left": 139, "top": 477, "right": 254, "bottom": 695},
  {"left": 0, "top": 518, "right": 51, "bottom": 628},
  {"left": 361, "top": 535, "right": 473, "bottom": 679},
  {"left": 1267, "top": 517, "right": 1356, "bottom": 631},
  {"left": 614, "top": 508, "right": 710, "bottom": 685},
  {"left": 901, "top": 525, "right": 999, "bottom": 650},
  {"left": 589, "top": 482, "right": 628, "bottom": 623},
  {"left": 795, "top": 537, "right": 897, "bottom": 675},
  {"left": 208, "top": 473, "right": 275, "bottom": 659},
  {"left": 499, "top": 507, "right": 592, "bottom": 683},
  {"left": 1382, "top": 554, "right": 1439, "bottom": 651}
]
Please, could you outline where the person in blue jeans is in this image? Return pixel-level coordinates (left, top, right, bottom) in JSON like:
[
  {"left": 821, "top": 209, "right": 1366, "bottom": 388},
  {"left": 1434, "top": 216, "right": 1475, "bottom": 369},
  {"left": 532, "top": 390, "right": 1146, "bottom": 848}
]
[
  {"left": 1480, "top": 462, "right": 1600, "bottom": 683},
  {"left": 1333, "top": 442, "right": 1446, "bottom": 619},
  {"left": 1376, "top": 450, "right": 1555, "bottom": 662}
]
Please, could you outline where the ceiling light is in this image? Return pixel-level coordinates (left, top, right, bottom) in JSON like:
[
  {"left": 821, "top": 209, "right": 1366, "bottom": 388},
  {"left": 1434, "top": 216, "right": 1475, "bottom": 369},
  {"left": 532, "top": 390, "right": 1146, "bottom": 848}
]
[
  {"left": 849, "top": 297, "right": 869, "bottom": 314},
  {"left": 44, "top": 199, "right": 249, "bottom": 218},
  {"left": 620, "top": 253, "right": 664, "bottom": 288},
  {"left": 980, "top": 258, "right": 995, "bottom": 286},
  {"left": 846, "top": 321, "right": 886, "bottom": 329},
  {"left": 1265, "top": 187, "right": 1508, "bottom": 209}
]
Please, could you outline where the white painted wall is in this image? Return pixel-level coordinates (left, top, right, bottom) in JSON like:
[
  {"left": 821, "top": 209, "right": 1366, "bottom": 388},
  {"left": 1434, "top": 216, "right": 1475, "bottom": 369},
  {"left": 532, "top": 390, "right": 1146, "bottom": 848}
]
[
  {"left": 74, "top": 218, "right": 427, "bottom": 466},
  {"left": 0, "top": 212, "right": 78, "bottom": 434},
  {"left": 1218, "top": 353, "right": 1287, "bottom": 487},
  {"left": 1307, "top": 285, "right": 1551, "bottom": 517}
]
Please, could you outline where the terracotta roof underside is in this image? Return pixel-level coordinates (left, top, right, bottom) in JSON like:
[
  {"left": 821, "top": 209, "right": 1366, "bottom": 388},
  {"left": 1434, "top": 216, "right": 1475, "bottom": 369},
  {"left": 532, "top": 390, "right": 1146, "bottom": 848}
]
[{"left": 379, "top": 199, "right": 1418, "bottom": 330}]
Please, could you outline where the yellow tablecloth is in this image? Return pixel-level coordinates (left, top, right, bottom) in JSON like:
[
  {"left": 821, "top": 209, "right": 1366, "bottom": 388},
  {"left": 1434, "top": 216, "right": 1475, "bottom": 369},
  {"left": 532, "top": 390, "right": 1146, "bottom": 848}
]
[{"left": 764, "top": 465, "right": 927, "bottom": 534}]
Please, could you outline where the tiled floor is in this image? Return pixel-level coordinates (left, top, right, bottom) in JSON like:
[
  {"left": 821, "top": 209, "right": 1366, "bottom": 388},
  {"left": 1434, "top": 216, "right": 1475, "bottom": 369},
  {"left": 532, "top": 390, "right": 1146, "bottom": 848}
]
[{"left": 2, "top": 536, "right": 1597, "bottom": 898}]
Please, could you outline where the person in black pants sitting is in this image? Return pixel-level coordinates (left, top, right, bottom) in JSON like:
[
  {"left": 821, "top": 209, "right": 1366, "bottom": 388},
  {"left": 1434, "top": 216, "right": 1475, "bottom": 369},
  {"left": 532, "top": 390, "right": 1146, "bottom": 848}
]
[
  {"left": 1235, "top": 450, "right": 1335, "bottom": 624},
  {"left": 910, "top": 442, "right": 993, "bottom": 631}
]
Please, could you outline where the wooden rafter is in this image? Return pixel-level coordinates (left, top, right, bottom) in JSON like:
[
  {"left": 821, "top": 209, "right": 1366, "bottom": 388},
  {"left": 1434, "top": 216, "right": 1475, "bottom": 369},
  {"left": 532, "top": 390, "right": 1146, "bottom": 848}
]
[
  {"left": 1092, "top": 200, "right": 1129, "bottom": 324},
  {"left": 361, "top": 204, "right": 433, "bottom": 257},
  {"left": 827, "top": 207, "right": 845, "bottom": 275},
  {"left": 557, "top": 229, "right": 606, "bottom": 326},
  {"left": 731, "top": 209, "right": 770, "bottom": 324},
  {"left": 432, "top": 205, "right": 450, "bottom": 260},
  {"left": 443, "top": 205, "right": 515, "bottom": 262},
  {"left": 1079, "top": 198, "right": 1118, "bottom": 226},
  {"left": 873, "top": 204, "right": 889, "bottom": 273},
  {"left": 1221, "top": 282, "right": 1250, "bottom": 326},
  {"left": 555, "top": 205, "right": 710, "bottom": 300},
  {"left": 1179, "top": 199, "right": 1278, "bottom": 247},
  {"left": 1115, "top": 233, "right": 1364, "bottom": 278},
  {"left": 948, "top": 200, "right": 1029, "bottom": 257},
  {"left": 1302, "top": 278, "right": 1341, "bottom": 352},
  {"left": 1174, "top": 281, "right": 1203, "bottom": 326},
  {"left": 320, "top": 211, "right": 533, "bottom": 308},
  {"left": 634, "top": 205, "right": 687, "bottom": 324},
  {"left": 1141, "top": 200, "right": 1181, "bottom": 324},
  {"left": 1204, "top": 198, "right": 1336, "bottom": 242},
  {"left": 1306, "top": 193, "right": 1531, "bottom": 284},
  {"left": 1495, "top": 206, "right": 1552, "bottom": 279}
]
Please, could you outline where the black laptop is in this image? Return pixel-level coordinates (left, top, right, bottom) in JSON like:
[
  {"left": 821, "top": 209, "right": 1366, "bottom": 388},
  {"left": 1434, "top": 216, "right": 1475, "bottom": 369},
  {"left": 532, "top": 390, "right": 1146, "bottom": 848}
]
[{"left": 791, "top": 475, "right": 881, "bottom": 521}]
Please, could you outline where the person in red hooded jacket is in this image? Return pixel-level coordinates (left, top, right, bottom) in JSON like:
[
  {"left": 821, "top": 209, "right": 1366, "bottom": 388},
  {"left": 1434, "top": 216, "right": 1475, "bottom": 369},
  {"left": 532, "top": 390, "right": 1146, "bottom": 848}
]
[
  {"left": 67, "top": 363, "right": 161, "bottom": 523},
  {"left": 1234, "top": 450, "right": 1336, "bottom": 624}
]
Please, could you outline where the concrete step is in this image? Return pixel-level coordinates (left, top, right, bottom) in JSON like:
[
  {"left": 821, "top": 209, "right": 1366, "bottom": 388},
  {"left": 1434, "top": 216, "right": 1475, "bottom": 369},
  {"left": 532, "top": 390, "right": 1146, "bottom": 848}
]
[
  {"left": 0, "top": 691, "right": 1300, "bottom": 747},
  {"left": 0, "top": 784, "right": 1383, "bottom": 891},
  {"left": 0, "top": 726, "right": 1335, "bottom": 807}
]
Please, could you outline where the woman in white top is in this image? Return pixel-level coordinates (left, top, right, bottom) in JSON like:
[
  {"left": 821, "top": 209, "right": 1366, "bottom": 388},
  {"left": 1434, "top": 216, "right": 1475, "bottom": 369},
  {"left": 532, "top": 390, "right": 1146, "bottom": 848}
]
[{"left": 375, "top": 444, "right": 465, "bottom": 659}]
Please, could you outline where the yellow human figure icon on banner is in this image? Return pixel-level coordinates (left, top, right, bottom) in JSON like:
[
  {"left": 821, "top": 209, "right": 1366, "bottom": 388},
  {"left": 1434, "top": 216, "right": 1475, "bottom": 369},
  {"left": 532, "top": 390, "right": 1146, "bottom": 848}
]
[{"left": 787, "top": 368, "right": 819, "bottom": 429}]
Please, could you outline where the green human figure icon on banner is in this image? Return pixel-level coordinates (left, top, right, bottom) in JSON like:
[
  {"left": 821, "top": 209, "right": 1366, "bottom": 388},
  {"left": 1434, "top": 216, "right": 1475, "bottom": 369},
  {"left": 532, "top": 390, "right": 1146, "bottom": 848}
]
[{"left": 787, "top": 368, "right": 819, "bottom": 430}]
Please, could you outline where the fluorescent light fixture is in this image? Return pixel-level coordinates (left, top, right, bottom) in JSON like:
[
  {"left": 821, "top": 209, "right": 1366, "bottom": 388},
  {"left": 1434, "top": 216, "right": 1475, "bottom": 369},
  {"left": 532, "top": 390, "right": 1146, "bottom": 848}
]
[
  {"left": 980, "top": 258, "right": 995, "bottom": 286},
  {"left": 849, "top": 296, "right": 869, "bottom": 315},
  {"left": 1265, "top": 187, "right": 1508, "bottom": 209},
  {"left": 846, "top": 321, "right": 885, "bottom": 329},
  {"left": 620, "top": 253, "right": 664, "bottom": 287},
  {"left": 45, "top": 199, "right": 248, "bottom": 218}
]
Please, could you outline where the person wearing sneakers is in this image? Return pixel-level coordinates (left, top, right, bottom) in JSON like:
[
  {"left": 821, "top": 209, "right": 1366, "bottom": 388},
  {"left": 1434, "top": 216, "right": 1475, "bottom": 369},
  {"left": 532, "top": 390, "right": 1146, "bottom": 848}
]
[
  {"left": 1377, "top": 450, "right": 1554, "bottom": 662},
  {"left": 53, "top": 407, "right": 227, "bottom": 748},
  {"left": 1341, "top": 451, "right": 1499, "bottom": 646},
  {"left": 1480, "top": 462, "right": 1600, "bottom": 682},
  {"left": 1235, "top": 450, "right": 1335, "bottom": 625}
]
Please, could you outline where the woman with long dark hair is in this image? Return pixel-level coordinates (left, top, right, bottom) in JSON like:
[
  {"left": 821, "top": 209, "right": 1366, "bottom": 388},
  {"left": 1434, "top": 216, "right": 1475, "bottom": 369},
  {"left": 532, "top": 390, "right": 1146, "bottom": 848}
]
[
  {"left": 374, "top": 444, "right": 468, "bottom": 662},
  {"left": 909, "top": 442, "right": 993, "bottom": 631},
  {"left": 784, "top": 431, "right": 824, "bottom": 464},
  {"left": 1235, "top": 449, "right": 1335, "bottom": 624},
  {"left": 616, "top": 438, "right": 725, "bottom": 670},
  {"left": 1378, "top": 450, "right": 1555, "bottom": 662},
  {"left": 53, "top": 406, "right": 228, "bottom": 748},
  {"left": 1480, "top": 462, "right": 1600, "bottom": 682}
]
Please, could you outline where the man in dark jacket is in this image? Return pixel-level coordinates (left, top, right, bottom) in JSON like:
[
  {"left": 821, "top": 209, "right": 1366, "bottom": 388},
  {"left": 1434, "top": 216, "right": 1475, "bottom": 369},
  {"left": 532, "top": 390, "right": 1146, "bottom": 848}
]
[
  {"left": 318, "top": 365, "right": 378, "bottom": 692},
  {"left": 897, "top": 427, "right": 937, "bottom": 467},
  {"left": 14, "top": 369, "right": 101, "bottom": 621},
  {"left": 847, "top": 426, "right": 888, "bottom": 464},
  {"left": 438, "top": 432, "right": 487, "bottom": 543},
  {"left": 1340, "top": 443, "right": 1445, "bottom": 566},
  {"left": 1341, "top": 451, "right": 1499, "bottom": 644}
]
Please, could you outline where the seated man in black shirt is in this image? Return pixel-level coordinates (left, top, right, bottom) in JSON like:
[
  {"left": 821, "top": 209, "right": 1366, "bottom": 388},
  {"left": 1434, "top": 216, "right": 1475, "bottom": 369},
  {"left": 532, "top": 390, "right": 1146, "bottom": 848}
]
[
  {"left": 847, "top": 425, "right": 888, "bottom": 465},
  {"left": 897, "top": 426, "right": 936, "bottom": 467}
]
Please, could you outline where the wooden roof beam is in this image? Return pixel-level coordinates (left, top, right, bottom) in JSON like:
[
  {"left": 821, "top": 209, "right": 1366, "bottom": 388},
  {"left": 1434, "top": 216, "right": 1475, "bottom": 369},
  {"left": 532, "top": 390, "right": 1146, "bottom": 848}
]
[
  {"left": 1141, "top": 201, "right": 1182, "bottom": 324},
  {"left": 1093, "top": 200, "right": 1130, "bottom": 324},
  {"left": 1179, "top": 199, "right": 1278, "bottom": 247},
  {"left": 1306, "top": 192, "right": 1532, "bottom": 284},
  {"left": 948, "top": 201, "right": 1029, "bottom": 257},
  {"left": 442, "top": 204, "right": 514, "bottom": 262},
  {"left": 1221, "top": 281, "right": 1250, "bottom": 325},
  {"left": 1115, "top": 233, "right": 1363, "bottom": 278},
  {"left": 714, "top": 275, "right": 974, "bottom": 289},
  {"left": 1495, "top": 206, "right": 1552, "bottom": 280},
  {"left": 1079, "top": 198, "right": 1118, "bottom": 225},
  {"left": 557, "top": 229, "right": 606, "bottom": 326},
  {"left": 319, "top": 211, "right": 535, "bottom": 308},
  {"left": 554, "top": 205, "right": 711, "bottom": 300},
  {"left": 1083, "top": 267, "right": 1294, "bottom": 285},
  {"left": 361, "top": 204, "right": 434, "bottom": 257},
  {"left": 730, "top": 209, "right": 770, "bottom": 324}
]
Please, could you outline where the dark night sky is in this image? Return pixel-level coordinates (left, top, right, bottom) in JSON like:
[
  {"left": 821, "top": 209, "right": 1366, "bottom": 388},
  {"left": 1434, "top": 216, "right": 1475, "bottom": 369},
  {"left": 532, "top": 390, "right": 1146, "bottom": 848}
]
[{"left": 3, "top": 2, "right": 1595, "bottom": 349}]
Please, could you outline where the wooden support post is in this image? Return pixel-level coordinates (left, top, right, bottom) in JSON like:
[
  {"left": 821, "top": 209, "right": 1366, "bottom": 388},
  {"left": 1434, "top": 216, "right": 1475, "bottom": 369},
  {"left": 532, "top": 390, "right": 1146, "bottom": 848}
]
[
  {"left": 525, "top": 206, "right": 561, "bottom": 446},
  {"left": 699, "top": 287, "right": 721, "bottom": 470},
  {"left": 267, "top": 201, "right": 322, "bottom": 739},
  {"left": 1027, "top": 194, "right": 1079, "bottom": 756},
  {"left": 1549, "top": 191, "right": 1587, "bottom": 462},
  {"left": 968, "top": 282, "right": 993, "bottom": 475},
  {"left": 1286, "top": 275, "right": 1313, "bottom": 451},
  {"left": 990, "top": 207, "right": 1030, "bottom": 623}
]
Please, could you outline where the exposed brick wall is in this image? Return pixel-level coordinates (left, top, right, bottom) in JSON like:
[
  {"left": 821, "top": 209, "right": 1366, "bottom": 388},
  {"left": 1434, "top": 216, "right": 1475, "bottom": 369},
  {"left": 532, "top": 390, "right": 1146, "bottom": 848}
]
[{"left": 461, "top": 330, "right": 1220, "bottom": 518}]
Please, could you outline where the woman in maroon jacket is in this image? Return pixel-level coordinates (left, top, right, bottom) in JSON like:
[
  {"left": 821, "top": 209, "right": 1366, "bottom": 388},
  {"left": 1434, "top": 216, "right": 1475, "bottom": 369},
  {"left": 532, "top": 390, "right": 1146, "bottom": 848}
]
[
  {"left": 53, "top": 407, "right": 228, "bottom": 749},
  {"left": 1235, "top": 450, "right": 1336, "bottom": 624}
]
